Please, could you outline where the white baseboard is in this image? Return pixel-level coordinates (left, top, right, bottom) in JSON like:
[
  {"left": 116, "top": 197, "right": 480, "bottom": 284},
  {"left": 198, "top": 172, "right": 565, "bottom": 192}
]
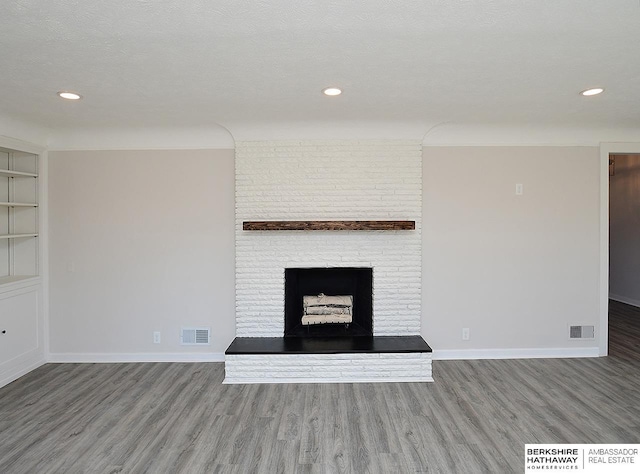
[
  {"left": 609, "top": 293, "right": 640, "bottom": 308},
  {"left": 432, "top": 347, "right": 600, "bottom": 360},
  {"left": 0, "top": 353, "right": 46, "bottom": 389},
  {"left": 47, "top": 352, "right": 226, "bottom": 363}
]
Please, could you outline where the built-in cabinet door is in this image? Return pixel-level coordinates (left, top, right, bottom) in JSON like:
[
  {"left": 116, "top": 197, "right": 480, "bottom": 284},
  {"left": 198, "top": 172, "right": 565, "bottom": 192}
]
[{"left": 0, "top": 288, "right": 38, "bottom": 361}]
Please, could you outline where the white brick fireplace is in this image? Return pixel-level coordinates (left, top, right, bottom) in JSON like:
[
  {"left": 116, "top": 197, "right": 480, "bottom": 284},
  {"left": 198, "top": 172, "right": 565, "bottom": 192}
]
[{"left": 225, "top": 140, "right": 432, "bottom": 383}]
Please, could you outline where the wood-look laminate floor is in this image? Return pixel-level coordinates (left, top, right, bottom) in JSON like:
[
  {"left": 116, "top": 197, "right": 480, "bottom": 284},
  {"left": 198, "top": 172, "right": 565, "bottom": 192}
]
[{"left": 1, "top": 302, "right": 639, "bottom": 473}]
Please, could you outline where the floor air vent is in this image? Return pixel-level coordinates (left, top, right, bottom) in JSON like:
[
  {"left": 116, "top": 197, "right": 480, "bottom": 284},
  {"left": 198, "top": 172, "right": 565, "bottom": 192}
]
[
  {"left": 181, "top": 327, "right": 211, "bottom": 345},
  {"left": 569, "top": 325, "right": 595, "bottom": 340}
]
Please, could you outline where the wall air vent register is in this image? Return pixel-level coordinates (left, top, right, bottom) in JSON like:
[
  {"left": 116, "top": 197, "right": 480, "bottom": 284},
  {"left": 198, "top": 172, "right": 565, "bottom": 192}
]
[{"left": 180, "top": 327, "right": 211, "bottom": 345}]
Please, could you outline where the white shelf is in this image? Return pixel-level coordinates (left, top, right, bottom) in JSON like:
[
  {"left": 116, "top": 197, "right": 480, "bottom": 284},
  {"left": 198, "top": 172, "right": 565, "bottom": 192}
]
[
  {"left": 0, "top": 233, "right": 38, "bottom": 240},
  {"left": 0, "top": 169, "right": 37, "bottom": 178},
  {"left": 0, "top": 202, "right": 38, "bottom": 207},
  {"left": 0, "top": 275, "right": 39, "bottom": 286}
]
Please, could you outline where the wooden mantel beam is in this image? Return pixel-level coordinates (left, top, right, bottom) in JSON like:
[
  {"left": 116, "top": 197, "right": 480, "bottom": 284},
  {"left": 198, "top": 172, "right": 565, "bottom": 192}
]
[{"left": 242, "top": 220, "right": 415, "bottom": 231}]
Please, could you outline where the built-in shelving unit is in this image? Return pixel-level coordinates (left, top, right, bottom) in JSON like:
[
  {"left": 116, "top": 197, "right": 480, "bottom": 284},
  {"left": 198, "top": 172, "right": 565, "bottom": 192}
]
[
  {"left": 0, "top": 140, "right": 43, "bottom": 388},
  {"left": 0, "top": 148, "right": 39, "bottom": 283}
]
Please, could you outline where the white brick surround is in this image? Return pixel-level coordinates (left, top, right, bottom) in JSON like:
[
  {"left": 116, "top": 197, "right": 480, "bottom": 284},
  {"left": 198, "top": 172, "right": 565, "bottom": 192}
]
[
  {"left": 229, "top": 140, "right": 429, "bottom": 383},
  {"left": 235, "top": 140, "right": 423, "bottom": 336}
]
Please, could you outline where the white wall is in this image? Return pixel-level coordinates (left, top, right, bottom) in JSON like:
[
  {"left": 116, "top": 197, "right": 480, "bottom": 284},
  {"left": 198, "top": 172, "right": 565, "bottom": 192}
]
[
  {"left": 609, "top": 154, "right": 640, "bottom": 307},
  {"left": 45, "top": 144, "right": 604, "bottom": 362},
  {"left": 422, "top": 146, "right": 601, "bottom": 357},
  {"left": 48, "top": 149, "right": 235, "bottom": 360}
]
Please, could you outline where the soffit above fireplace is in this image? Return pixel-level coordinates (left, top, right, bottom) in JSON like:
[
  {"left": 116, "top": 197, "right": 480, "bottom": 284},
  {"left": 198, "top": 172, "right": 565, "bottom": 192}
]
[{"left": 243, "top": 220, "right": 415, "bottom": 231}]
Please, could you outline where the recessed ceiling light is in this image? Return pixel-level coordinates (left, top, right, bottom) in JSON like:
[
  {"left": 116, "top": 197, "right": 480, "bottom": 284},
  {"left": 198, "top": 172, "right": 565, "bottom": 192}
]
[
  {"left": 580, "top": 88, "right": 604, "bottom": 97},
  {"left": 57, "top": 91, "right": 82, "bottom": 100},
  {"left": 322, "top": 87, "right": 342, "bottom": 96}
]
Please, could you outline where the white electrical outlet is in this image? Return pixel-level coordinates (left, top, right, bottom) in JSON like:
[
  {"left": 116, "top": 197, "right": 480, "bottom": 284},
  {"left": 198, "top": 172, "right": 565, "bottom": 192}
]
[
  {"left": 462, "top": 328, "right": 470, "bottom": 341},
  {"left": 153, "top": 331, "right": 161, "bottom": 344},
  {"left": 515, "top": 183, "right": 523, "bottom": 195}
]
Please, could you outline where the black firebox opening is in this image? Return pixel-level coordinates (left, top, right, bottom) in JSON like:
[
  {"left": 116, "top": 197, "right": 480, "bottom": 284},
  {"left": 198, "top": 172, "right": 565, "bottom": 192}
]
[{"left": 284, "top": 267, "right": 373, "bottom": 337}]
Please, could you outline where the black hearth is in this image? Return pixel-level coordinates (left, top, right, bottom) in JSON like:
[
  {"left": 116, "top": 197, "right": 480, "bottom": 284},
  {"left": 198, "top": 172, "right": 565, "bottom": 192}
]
[{"left": 284, "top": 267, "right": 373, "bottom": 337}]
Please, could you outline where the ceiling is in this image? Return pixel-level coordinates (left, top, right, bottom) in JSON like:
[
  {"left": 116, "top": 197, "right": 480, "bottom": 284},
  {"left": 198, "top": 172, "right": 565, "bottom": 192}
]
[{"left": 2, "top": 1, "right": 639, "bottom": 140}]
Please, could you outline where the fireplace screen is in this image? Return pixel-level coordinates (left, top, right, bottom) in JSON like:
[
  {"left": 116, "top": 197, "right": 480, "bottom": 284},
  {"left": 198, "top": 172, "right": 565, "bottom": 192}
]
[{"left": 284, "top": 267, "right": 372, "bottom": 337}]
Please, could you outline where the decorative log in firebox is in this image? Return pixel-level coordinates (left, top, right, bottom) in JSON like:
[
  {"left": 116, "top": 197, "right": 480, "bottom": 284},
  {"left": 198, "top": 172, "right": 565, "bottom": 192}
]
[{"left": 302, "top": 294, "right": 353, "bottom": 325}]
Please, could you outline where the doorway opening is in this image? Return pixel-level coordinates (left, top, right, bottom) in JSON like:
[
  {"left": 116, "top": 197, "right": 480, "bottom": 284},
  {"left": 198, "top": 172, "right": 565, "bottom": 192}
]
[{"left": 607, "top": 152, "right": 640, "bottom": 358}]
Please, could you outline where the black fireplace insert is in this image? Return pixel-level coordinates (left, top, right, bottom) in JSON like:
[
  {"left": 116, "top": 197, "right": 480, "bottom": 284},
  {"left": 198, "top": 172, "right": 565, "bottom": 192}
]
[{"left": 284, "top": 267, "right": 373, "bottom": 337}]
